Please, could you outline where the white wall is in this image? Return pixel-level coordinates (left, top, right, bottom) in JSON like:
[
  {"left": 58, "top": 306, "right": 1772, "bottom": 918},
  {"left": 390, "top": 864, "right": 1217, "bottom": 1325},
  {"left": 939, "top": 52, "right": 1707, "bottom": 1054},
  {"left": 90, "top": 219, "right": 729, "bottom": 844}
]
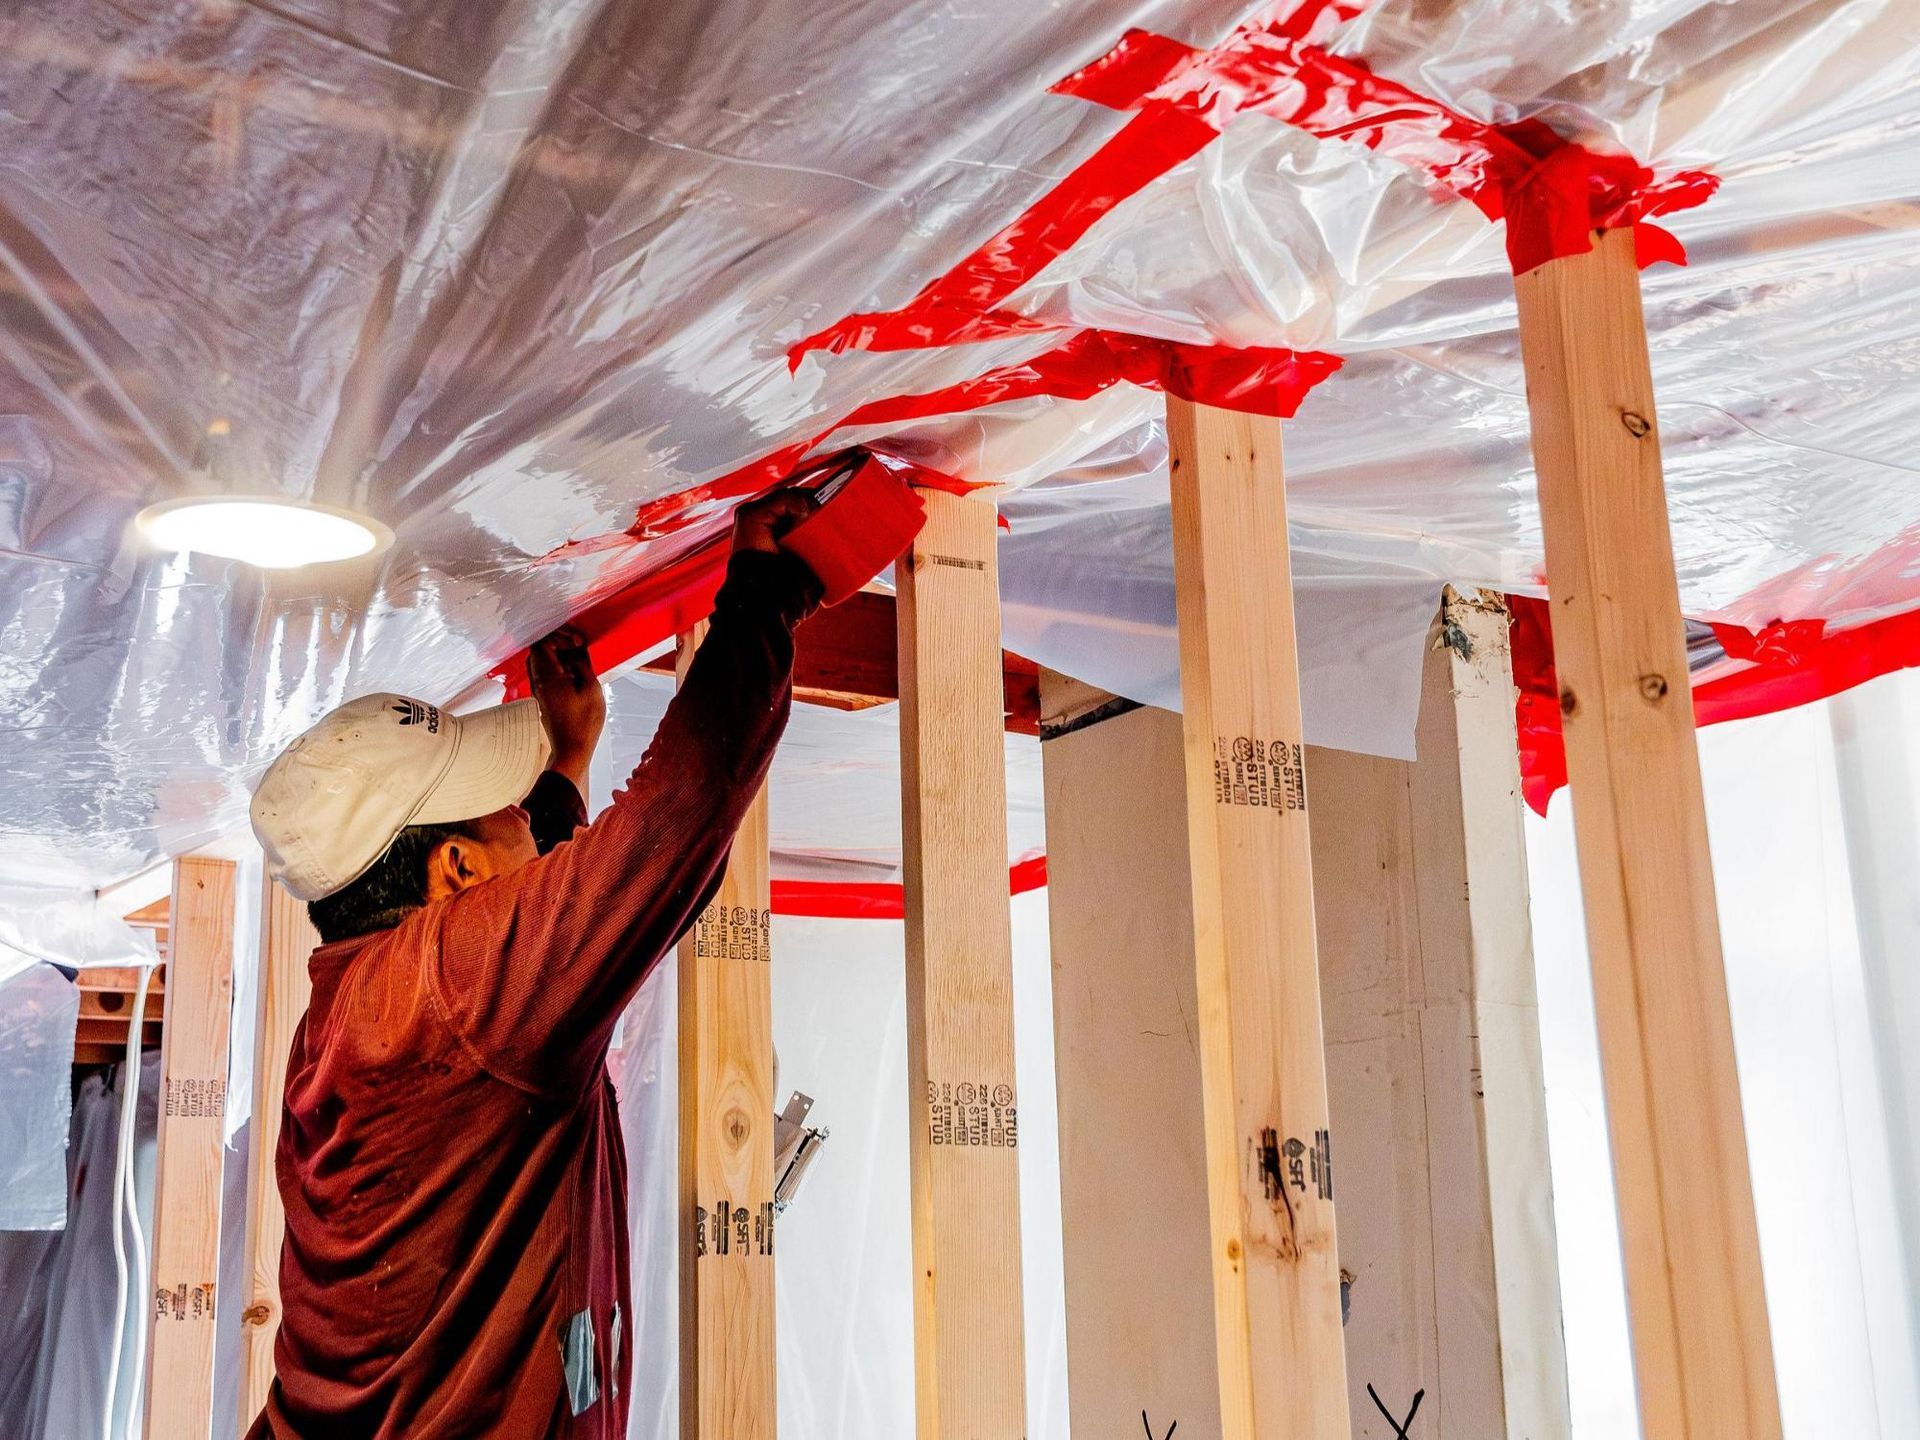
[
  {"left": 614, "top": 892, "right": 1069, "bottom": 1440},
  {"left": 1527, "top": 692, "right": 1920, "bottom": 1439}
]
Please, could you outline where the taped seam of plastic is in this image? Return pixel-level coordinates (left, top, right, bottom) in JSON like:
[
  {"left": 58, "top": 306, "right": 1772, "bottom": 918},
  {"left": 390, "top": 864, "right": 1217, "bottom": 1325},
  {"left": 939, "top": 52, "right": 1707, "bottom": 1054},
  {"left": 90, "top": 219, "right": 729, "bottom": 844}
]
[
  {"left": 1510, "top": 597, "right": 1920, "bottom": 814},
  {"left": 845, "top": 329, "right": 1342, "bottom": 423},
  {"left": 773, "top": 854, "right": 1050, "bottom": 921},
  {"left": 509, "top": 323, "right": 1342, "bottom": 695},
  {"left": 789, "top": 3, "right": 1718, "bottom": 361}
]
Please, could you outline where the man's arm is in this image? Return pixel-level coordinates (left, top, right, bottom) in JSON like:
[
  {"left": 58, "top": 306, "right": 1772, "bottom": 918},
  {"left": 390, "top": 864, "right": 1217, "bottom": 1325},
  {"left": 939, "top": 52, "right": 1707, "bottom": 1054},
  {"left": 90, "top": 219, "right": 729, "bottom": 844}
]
[{"left": 433, "top": 497, "right": 820, "bottom": 1094}]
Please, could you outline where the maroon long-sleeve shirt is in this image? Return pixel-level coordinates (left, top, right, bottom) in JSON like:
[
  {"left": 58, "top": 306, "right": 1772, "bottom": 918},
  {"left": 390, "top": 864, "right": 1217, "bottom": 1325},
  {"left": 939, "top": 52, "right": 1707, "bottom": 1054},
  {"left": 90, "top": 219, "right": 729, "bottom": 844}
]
[{"left": 251, "top": 550, "right": 818, "bottom": 1439}]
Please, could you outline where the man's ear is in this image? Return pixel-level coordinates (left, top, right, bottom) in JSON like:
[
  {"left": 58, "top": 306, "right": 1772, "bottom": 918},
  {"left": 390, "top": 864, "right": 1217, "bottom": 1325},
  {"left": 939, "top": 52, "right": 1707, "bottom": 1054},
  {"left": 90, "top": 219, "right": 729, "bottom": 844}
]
[{"left": 427, "top": 836, "right": 494, "bottom": 895}]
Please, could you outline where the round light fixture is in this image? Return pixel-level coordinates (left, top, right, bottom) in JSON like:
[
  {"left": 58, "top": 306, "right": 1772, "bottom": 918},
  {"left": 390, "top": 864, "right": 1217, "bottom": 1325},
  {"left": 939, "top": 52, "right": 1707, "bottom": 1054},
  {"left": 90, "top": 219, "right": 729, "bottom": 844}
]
[{"left": 138, "top": 497, "right": 390, "bottom": 569}]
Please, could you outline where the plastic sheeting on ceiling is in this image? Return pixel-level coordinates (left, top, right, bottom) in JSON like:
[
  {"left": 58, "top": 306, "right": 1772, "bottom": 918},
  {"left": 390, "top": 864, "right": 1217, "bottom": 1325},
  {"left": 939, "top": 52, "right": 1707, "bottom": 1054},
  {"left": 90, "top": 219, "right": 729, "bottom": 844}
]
[{"left": 2, "top": 0, "right": 1918, "bottom": 901}]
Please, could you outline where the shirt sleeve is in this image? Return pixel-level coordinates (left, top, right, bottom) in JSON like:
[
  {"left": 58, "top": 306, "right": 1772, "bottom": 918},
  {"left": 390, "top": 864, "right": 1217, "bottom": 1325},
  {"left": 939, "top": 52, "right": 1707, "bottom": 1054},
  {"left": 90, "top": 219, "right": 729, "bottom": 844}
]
[
  {"left": 430, "top": 549, "right": 820, "bottom": 1096},
  {"left": 524, "top": 770, "right": 587, "bottom": 855}
]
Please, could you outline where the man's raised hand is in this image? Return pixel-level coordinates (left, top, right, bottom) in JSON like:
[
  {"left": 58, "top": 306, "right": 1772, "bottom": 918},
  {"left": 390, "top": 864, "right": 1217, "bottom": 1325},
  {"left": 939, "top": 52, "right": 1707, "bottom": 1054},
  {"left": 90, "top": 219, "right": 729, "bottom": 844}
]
[
  {"left": 528, "top": 626, "right": 605, "bottom": 792},
  {"left": 732, "top": 489, "right": 816, "bottom": 556}
]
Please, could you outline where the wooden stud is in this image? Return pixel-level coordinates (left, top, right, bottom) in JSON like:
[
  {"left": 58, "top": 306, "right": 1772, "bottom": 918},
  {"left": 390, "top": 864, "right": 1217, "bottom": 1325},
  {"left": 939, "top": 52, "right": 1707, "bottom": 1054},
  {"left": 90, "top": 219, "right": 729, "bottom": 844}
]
[
  {"left": 1416, "top": 589, "right": 1572, "bottom": 1439},
  {"left": 1312, "top": 596, "right": 1571, "bottom": 1439},
  {"left": 896, "top": 489, "right": 1027, "bottom": 1440},
  {"left": 143, "top": 856, "right": 237, "bottom": 1440},
  {"left": 1514, "top": 226, "right": 1782, "bottom": 1440},
  {"left": 677, "top": 623, "right": 778, "bottom": 1440},
  {"left": 238, "top": 874, "right": 317, "bottom": 1433},
  {"left": 1164, "top": 395, "right": 1349, "bottom": 1440}
]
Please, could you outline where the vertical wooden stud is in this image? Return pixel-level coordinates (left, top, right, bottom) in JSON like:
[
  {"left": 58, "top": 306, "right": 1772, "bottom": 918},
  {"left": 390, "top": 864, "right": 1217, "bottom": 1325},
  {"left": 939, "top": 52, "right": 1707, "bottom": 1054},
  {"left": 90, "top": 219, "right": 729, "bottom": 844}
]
[
  {"left": 144, "top": 856, "right": 237, "bottom": 1440},
  {"left": 677, "top": 623, "right": 778, "bottom": 1440},
  {"left": 1515, "top": 225, "right": 1782, "bottom": 1440},
  {"left": 1164, "top": 396, "right": 1349, "bottom": 1440},
  {"left": 238, "top": 874, "right": 317, "bottom": 1431},
  {"left": 1416, "top": 589, "right": 1572, "bottom": 1439},
  {"left": 896, "top": 489, "right": 1027, "bottom": 1440}
]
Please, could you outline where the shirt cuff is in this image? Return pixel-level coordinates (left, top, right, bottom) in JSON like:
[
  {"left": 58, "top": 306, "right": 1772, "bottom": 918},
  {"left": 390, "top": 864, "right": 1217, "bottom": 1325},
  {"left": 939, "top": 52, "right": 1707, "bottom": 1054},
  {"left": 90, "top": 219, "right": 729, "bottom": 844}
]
[
  {"left": 524, "top": 769, "right": 588, "bottom": 855},
  {"left": 717, "top": 548, "right": 826, "bottom": 627}
]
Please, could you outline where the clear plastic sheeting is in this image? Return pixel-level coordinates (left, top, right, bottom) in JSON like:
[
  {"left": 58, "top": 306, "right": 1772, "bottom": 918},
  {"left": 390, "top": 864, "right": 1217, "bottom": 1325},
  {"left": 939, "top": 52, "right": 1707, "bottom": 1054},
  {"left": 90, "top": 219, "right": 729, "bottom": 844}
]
[
  {"left": 2, "top": 2, "right": 1919, "bottom": 900},
  {"left": 589, "top": 668, "right": 1047, "bottom": 882},
  {"left": 0, "top": 1052, "right": 252, "bottom": 1440},
  {"left": 612, "top": 898, "right": 1070, "bottom": 1440},
  {"left": 1528, "top": 696, "right": 1920, "bottom": 1439},
  {"left": 0, "top": 885, "right": 158, "bottom": 985},
  {"left": 0, "top": 963, "right": 78, "bottom": 1231}
]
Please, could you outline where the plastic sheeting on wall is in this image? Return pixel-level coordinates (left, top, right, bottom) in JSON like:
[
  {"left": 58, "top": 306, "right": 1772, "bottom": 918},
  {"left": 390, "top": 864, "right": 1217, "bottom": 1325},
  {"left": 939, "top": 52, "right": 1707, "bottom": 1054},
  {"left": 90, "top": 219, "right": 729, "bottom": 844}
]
[
  {"left": 4, "top": 0, "right": 1920, "bottom": 907},
  {"left": 610, "top": 895, "right": 1070, "bottom": 1440},
  {"left": 0, "top": 1053, "right": 253, "bottom": 1440},
  {"left": 0, "top": 963, "right": 78, "bottom": 1230},
  {"left": 1527, "top": 697, "right": 1920, "bottom": 1439}
]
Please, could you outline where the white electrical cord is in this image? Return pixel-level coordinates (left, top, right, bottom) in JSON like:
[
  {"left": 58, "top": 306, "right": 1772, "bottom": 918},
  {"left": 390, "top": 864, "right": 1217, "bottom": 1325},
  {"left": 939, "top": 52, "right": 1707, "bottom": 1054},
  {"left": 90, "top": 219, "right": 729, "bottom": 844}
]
[{"left": 101, "top": 962, "right": 155, "bottom": 1440}]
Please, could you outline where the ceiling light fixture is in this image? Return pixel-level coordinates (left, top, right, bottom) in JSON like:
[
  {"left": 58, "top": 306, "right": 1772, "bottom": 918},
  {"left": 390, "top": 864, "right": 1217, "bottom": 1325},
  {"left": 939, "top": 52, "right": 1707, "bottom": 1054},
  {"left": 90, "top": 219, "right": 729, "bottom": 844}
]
[{"left": 137, "top": 497, "right": 390, "bottom": 570}]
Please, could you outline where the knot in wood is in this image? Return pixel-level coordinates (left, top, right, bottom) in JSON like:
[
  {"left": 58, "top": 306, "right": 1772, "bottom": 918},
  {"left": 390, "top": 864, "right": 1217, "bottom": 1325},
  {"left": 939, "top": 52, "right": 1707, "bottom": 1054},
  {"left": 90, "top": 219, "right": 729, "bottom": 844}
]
[
  {"left": 242, "top": 1303, "right": 273, "bottom": 1326},
  {"left": 1558, "top": 687, "right": 1578, "bottom": 718},
  {"left": 1638, "top": 673, "right": 1669, "bottom": 702},
  {"left": 1621, "top": 410, "right": 1652, "bottom": 438}
]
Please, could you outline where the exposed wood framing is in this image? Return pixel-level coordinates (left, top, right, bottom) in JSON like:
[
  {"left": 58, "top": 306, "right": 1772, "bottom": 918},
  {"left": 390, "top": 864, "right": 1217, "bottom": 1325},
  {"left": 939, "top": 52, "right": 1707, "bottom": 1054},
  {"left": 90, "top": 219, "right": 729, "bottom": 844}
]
[
  {"left": 1419, "top": 589, "right": 1572, "bottom": 1438},
  {"left": 1313, "top": 595, "right": 1570, "bottom": 1440},
  {"left": 677, "top": 623, "right": 778, "bottom": 1440},
  {"left": 645, "top": 589, "right": 1041, "bottom": 733},
  {"left": 1514, "top": 225, "right": 1781, "bottom": 1440},
  {"left": 1040, "top": 599, "right": 1571, "bottom": 1440},
  {"left": 143, "top": 856, "right": 236, "bottom": 1440},
  {"left": 239, "top": 875, "right": 317, "bottom": 1432},
  {"left": 1165, "top": 395, "right": 1349, "bottom": 1440},
  {"left": 73, "top": 962, "right": 167, "bottom": 1067},
  {"left": 1038, "top": 673, "right": 1218, "bottom": 1439},
  {"left": 896, "top": 489, "right": 1027, "bottom": 1439}
]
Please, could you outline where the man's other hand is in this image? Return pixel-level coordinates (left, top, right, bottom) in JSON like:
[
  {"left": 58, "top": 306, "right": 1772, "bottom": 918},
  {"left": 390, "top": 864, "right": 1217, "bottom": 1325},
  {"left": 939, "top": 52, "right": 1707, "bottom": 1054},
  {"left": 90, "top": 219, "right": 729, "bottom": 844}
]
[
  {"left": 528, "top": 626, "right": 605, "bottom": 793},
  {"left": 732, "top": 489, "right": 815, "bottom": 556}
]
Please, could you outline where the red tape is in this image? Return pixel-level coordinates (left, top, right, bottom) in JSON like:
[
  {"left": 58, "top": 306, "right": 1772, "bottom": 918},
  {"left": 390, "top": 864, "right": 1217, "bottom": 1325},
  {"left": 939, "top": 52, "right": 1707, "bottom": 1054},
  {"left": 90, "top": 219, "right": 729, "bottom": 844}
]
[
  {"left": 772, "top": 854, "right": 1049, "bottom": 920},
  {"left": 845, "top": 329, "right": 1342, "bottom": 424},
  {"left": 505, "top": 324, "right": 1341, "bottom": 696},
  {"left": 791, "top": 8, "right": 1716, "bottom": 362},
  {"left": 1510, "top": 596, "right": 1920, "bottom": 814}
]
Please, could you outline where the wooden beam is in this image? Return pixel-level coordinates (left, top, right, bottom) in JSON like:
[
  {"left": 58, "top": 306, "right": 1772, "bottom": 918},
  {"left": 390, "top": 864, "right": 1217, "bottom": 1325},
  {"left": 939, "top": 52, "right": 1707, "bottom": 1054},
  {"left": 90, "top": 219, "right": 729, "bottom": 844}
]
[
  {"left": 1164, "top": 395, "right": 1349, "bottom": 1440},
  {"left": 644, "top": 589, "right": 1042, "bottom": 733},
  {"left": 677, "top": 624, "right": 777, "bottom": 1440},
  {"left": 1313, "top": 596, "right": 1571, "bottom": 1440},
  {"left": 1514, "top": 226, "right": 1781, "bottom": 1440},
  {"left": 143, "top": 856, "right": 236, "bottom": 1440},
  {"left": 238, "top": 874, "right": 317, "bottom": 1433},
  {"left": 896, "top": 489, "right": 1027, "bottom": 1439}
]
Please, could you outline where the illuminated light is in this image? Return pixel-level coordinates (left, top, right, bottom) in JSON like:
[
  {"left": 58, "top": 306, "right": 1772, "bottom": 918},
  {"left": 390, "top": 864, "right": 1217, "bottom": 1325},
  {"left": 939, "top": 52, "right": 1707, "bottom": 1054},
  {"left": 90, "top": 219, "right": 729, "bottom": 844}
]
[{"left": 137, "top": 497, "right": 390, "bottom": 569}]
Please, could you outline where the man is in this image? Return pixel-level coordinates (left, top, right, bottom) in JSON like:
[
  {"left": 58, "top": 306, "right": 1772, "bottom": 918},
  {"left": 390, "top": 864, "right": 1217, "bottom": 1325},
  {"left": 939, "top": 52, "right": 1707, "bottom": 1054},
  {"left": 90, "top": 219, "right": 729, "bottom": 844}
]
[{"left": 246, "top": 491, "right": 820, "bottom": 1437}]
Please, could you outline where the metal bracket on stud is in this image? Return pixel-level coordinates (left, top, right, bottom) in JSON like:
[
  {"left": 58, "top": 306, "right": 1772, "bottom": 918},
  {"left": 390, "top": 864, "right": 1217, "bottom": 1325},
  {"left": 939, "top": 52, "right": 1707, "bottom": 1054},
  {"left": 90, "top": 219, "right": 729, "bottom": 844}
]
[{"left": 772, "top": 1091, "right": 828, "bottom": 1212}]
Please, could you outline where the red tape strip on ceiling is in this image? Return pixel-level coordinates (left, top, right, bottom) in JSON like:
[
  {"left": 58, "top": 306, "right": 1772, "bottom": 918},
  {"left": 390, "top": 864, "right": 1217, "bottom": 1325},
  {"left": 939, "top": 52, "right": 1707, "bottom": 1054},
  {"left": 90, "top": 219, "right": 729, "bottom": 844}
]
[
  {"left": 500, "top": 328, "right": 1339, "bottom": 699},
  {"left": 1510, "top": 596, "right": 1920, "bottom": 814},
  {"left": 790, "top": 7, "right": 1716, "bottom": 362}
]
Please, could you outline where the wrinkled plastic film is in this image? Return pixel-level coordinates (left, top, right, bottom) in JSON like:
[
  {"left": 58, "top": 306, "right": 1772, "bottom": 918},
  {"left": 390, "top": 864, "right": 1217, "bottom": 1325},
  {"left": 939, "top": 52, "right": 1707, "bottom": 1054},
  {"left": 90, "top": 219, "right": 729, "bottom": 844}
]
[
  {"left": 0, "top": 963, "right": 79, "bottom": 1231},
  {"left": 0, "top": 0, "right": 1917, "bottom": 906}
]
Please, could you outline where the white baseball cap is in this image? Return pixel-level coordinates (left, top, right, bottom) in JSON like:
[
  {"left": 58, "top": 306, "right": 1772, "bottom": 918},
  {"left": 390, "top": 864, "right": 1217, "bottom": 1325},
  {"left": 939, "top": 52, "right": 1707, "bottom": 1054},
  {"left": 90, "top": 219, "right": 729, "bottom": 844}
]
[{"left": 251, "top": 693, "right": 551, "bottom": 902}]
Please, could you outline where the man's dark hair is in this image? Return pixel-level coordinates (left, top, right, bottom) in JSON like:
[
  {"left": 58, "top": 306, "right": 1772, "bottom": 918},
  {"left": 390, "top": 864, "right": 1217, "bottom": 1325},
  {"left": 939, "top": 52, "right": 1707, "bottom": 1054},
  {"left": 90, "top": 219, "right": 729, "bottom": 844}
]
[{"left": 308, "top": 822, "right": 475, "bottom": 944}]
